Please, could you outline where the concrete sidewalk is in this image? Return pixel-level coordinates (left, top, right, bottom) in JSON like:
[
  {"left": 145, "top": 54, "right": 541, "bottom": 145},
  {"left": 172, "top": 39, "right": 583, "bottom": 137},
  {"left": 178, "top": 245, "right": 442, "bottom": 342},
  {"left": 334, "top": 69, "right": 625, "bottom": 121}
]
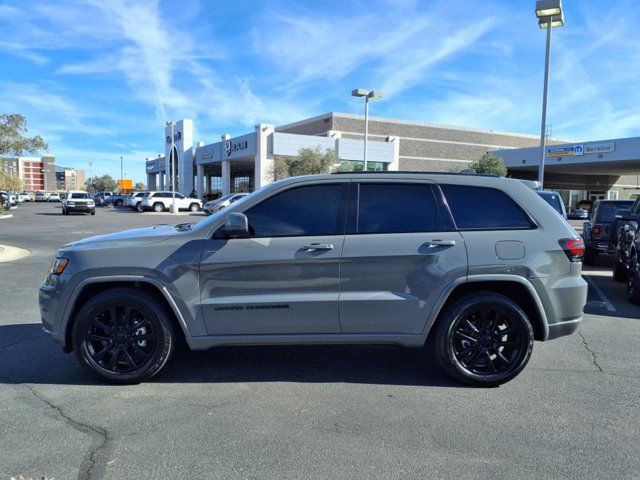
[{"left": 0, "top": 244, "right": 30, "bottom": 262}]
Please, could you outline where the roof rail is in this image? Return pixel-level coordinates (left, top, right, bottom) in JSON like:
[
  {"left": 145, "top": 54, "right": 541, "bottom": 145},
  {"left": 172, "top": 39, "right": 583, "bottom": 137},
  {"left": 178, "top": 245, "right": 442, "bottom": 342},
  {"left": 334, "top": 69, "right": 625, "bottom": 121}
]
[{"left": 331, "top": 170, "right": 500, "bottom": 178}]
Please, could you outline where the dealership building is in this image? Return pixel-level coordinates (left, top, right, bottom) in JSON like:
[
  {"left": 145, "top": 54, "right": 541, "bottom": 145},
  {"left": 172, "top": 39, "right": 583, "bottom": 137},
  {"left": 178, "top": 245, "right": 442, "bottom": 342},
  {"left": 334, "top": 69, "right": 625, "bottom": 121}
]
[{"left": 146, "top": 112, "right": 640, "bottom": 207}]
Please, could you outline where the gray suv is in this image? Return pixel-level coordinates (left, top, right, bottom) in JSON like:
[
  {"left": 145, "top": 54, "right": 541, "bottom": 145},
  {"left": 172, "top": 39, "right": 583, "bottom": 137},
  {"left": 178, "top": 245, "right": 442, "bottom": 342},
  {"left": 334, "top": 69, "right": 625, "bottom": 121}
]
[{"left": 40, "top": 173, "right": 587, "bottom": 386}]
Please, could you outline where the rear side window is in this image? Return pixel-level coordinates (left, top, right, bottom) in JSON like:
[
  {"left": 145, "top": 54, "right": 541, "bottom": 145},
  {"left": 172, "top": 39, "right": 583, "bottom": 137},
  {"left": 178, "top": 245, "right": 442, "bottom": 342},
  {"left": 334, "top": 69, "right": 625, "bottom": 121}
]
[
  {"left": 441, "top": 184, "right": 533, "bottom": 230},
  {"left": 245, "top": 183, "right": 345, "bottom": 237},
  {"left": 356, "top": 183, "right": 438, "bottom": 234}
]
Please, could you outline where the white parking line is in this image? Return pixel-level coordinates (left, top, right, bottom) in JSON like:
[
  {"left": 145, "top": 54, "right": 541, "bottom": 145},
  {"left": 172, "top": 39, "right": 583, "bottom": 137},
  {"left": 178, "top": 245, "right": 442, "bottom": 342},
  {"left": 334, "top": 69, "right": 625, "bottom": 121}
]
[{"left": 584, "top": 275, "right": 616, "bottom": 312}]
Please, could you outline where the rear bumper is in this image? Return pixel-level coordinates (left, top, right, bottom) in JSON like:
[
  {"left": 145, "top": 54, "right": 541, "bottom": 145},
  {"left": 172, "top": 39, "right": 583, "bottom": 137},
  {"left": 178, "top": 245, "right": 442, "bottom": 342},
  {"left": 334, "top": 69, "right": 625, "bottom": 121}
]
[
  {"left": 586, "top": 240, "right": 612, "bottom": 254},
  {"left": 530, "top": 273, "right": 588, "bottom": 341}
]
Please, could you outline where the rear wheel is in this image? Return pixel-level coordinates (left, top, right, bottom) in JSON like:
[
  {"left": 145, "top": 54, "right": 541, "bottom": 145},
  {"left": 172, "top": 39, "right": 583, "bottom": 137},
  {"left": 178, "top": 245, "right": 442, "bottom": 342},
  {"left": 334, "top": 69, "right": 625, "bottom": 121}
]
[
  {"left": 583, "top": 247, "right": 597, "bottom": 266},
  {"left": 189, "top": 203, "right": 200, "bottom": 212},
  {"left": 613, "top": 250, "right": 627, "bottom": 282},
  {"left": 627, "top": 252, "right": 640, "bottom": 304},
  {"left": 72, "top": 288, "right": 177, "bottom": 384},
  {"left": 114, "top": 199, "right": 123, "bottom": 207},
  {"left": 431, "top": 292, "right": 534, "bottom": 387},
  {"left": 153, "top": 202, "right": 165, "bottom": 213},
  {"left": 136, "top": 203, "right": 144, "bottom": 212}
]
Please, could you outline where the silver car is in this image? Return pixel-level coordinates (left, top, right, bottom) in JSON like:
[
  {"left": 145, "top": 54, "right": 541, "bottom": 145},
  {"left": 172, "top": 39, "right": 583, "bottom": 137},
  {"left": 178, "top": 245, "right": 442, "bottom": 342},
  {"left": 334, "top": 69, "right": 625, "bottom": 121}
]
[
  {"left": 40, "top": 172, "right": 587, "bottom": 386},
  {"left": 203, "top": 193, "right": 249, "bottom": 215}
]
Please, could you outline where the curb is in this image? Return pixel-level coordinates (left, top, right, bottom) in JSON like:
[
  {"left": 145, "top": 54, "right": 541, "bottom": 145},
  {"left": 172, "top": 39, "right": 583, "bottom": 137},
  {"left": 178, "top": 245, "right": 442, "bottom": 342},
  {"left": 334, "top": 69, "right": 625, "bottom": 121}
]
[
  {"left": 0, "top": 244, "right": 31, "bottom": 262},
  {"left": 0, "top": 214, "right": 13, "bottom": 219}
]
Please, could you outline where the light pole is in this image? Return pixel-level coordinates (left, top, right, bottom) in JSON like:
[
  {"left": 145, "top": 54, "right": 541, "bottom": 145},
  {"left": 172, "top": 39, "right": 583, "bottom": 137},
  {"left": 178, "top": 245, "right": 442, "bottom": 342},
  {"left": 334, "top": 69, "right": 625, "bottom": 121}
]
[
  {"left": 166, "top": 121, "right": 178, "bottom": 213},
  {"left": 352, "top": 89, "right": 383, "bottom": 171},
  {"left": 535, "top": 0, "right": 564, "bottom": 190},
  {"left": 88, "top": 162, "right": 93, "bottom": 192}
]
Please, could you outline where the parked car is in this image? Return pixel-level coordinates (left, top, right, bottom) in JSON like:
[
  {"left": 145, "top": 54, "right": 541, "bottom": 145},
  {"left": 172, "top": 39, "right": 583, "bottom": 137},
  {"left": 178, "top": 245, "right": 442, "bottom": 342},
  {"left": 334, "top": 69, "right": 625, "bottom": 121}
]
[
  {"left": 612, "top": 197, "right": 640, "bottom": 281},
  {"left": 62, "top": 190, "right": 95, "bottom": 215},
  {"left": 8, "top": 193, "right": 18, "bottom": 207},
  {"left": 125, "top": 191, "right": 149, "bottom": 211},
  {"left": 40, "top": 172, "right": 587, "bottom": 386},
  {"left": 535, "top": 190, "right": 566, "bottom": 218},
  {"left": 567, "top": 208, "right": 589, "bottom": 220},
  {"left": 138, "top": 191, "right": 202, "bottom": 212},
  {"left": 35, "top": 191, "right": 49, "bottom": 202},
  {"left": 111, "top": 193, "right": 128, "bottom": 207},
  {"left": 48, "top": 192, "right": 61, "bottom": 202},
  {"left": 16, "top": 193, "right": 26, "bottom": 204},
  {"left": 575, "top": 200, "right": 594, "bottom": 214},
  {"left": 0, "top": 192, "right": 10, "bottom": 210},
  {"left": 582, "top": 199, "right": 634, "bottom": 265},
  {"left": 21, "top": 191, "right": 35, "bottom": 202},
  {"left": 203, "top": 192, "right": 249, "bottom": 215}
]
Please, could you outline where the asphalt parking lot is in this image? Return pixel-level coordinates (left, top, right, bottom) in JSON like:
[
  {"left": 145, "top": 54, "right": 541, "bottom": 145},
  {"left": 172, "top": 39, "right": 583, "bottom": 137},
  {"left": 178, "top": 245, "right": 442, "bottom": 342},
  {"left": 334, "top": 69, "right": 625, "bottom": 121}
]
[{"left": 1, "top": 202, "right": 639, "bottom": 479}]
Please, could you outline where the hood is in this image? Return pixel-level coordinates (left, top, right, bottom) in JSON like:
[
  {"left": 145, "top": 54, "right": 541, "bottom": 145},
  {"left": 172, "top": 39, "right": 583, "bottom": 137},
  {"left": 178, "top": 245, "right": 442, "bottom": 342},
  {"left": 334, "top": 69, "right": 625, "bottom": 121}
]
[{"left": 65, "top": 224, "right": 177, "bottom": 249}]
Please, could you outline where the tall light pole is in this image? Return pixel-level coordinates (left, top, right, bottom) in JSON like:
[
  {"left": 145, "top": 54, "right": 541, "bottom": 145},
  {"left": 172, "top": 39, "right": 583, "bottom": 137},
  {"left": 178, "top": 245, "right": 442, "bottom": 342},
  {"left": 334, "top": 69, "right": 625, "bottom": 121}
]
[
  {"left": 352, "top": 89, "right": 383, "bottom": 171},
  {"left": 120, "top": 156, "right": 124, "bottom": 181},
  {"left": 167, "top": 121, "right": 178, "bottom": 213},
  {"left": 88, "top": 162, "right": 93, "bottom": 191},
  {"left": 535, "top": 0, "right": 564, "bottom": 190}
]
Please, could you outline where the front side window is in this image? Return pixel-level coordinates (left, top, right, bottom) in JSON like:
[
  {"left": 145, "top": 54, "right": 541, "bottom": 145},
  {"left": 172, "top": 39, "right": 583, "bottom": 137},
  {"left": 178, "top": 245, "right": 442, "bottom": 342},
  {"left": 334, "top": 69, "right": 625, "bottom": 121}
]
[
  {"left": 245, "top": 184, "right": 345, "bottom": 237},
  {"left": 356, "top": 183, "right": 438, "bottom": 234},
  {"left": 441, "top": 184, "right": 533, "bottom": 230}
]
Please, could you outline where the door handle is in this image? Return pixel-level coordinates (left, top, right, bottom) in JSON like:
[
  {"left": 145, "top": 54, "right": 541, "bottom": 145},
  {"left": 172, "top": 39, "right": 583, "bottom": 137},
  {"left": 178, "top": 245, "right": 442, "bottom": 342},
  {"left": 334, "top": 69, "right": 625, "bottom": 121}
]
[
  {"left": 423, "top": 239, "right": 456, "bottom": 247},
  {"left": 302, "top": 243, "right": 334, "bottom": 251}
]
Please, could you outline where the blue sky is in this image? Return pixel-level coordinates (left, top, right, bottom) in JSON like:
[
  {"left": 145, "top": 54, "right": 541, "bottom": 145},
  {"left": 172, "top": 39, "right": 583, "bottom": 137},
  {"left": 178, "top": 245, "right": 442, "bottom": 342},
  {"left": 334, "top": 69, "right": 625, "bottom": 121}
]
[{"left": 0, "top": 0, "right": 638, "bottom": 183}]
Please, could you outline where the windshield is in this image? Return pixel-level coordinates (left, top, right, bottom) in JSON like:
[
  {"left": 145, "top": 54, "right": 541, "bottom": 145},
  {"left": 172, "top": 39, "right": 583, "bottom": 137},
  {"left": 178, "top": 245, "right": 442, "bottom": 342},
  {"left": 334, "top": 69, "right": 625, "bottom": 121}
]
[
  {"left": 536, "top": 191, "right": 564, "bottom": 215},
  {"left": 70, "top": 193, "right": 90, "bottom": 199}
]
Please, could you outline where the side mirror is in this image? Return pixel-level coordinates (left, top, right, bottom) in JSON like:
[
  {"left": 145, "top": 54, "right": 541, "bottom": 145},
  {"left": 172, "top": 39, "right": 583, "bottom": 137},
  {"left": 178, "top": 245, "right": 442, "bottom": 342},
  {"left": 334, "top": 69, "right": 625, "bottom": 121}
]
[{"left": 223, "top": 212, "right": 249, "bottom": 238}]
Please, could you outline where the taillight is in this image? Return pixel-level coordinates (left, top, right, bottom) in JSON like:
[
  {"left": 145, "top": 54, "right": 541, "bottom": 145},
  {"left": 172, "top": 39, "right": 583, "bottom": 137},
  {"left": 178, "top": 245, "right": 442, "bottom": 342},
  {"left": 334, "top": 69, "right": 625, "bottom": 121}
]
[
  {"left": 559, "top": 238, "right": 585, "bottom": 262},
  {"left": 592, "top": 224, "right": 602, "bottom": 236}
]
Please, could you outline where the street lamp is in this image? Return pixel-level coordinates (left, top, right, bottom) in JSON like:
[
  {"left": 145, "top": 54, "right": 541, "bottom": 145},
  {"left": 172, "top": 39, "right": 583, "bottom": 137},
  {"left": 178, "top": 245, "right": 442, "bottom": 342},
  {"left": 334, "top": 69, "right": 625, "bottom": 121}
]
[
  {"left": 352, "top": 89, "right": 383, "bottom": 171},
  {"left": 166, "top": 121, "right": 178, "bottom": 213},
  {"left": 535, "top": 0, "right": 564, "bottom": 189},
  {"left": 88, "top": 162, "right": 93, "bottom": 192}
]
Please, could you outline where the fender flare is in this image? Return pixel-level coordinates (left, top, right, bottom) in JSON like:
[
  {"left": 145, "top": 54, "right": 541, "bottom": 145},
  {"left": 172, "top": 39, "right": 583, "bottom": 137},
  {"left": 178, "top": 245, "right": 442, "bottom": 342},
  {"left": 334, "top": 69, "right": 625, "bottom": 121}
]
[
  {"left": 61, "top": 275, "right": 195, "bottom": 349},
  {"left": 421, "top": 274, "right": 549, "bottom": 340}
]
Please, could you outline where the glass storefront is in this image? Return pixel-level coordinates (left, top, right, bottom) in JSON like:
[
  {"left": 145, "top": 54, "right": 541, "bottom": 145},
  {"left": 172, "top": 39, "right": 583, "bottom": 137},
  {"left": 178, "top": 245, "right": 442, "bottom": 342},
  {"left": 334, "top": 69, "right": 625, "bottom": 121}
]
[{"left": 339, "top": 160, "right": 387, "bottom": 172}]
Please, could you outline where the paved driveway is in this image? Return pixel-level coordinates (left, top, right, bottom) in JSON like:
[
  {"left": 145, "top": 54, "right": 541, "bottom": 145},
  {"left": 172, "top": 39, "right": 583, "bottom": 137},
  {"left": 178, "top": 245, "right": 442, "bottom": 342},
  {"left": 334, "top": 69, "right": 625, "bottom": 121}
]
[{"left": 1, "top": 202, "right": 639, "bottom": 479}]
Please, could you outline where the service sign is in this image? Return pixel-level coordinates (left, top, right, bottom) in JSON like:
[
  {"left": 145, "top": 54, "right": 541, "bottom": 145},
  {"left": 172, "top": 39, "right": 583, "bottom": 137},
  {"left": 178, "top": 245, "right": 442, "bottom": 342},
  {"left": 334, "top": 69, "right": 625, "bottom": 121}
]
[{"left": 585, "top": 143, "right": 615, "bottom": 154}]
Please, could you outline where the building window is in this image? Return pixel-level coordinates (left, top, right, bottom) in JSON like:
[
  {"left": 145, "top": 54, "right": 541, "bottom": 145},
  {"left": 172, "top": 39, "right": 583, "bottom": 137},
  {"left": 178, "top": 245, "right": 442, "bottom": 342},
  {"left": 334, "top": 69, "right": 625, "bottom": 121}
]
[{"left": 339, "top": 160, "right": 387, "bottom": 172}]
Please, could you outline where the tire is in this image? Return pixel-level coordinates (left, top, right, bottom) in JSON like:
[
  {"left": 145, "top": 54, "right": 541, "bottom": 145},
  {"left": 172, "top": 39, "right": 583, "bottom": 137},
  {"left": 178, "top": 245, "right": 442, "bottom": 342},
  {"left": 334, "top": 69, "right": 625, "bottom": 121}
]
[
  {"left": 613, "top": 253, "right": 627, "bottom": 282},
  {"left": 153, "top": 202, "right": 165, "bottom": 213},
  {"left": 115, "top": 199, "right": 123, "bottom": 207},
  {"left": 431, "top": 292, "right": 534, "bottom": 387},
  {"left": 62, "top": 208, "right": 67, "bottom": 215},
  {"left": 627, "top": 252, "right": 640, "bottom": 305},
  {"left": 90, "top": 210, "right": 96, "bottom": 215},
  {"left": 136, "top": 203, "right": 144, "bottom": 212},
  {"left": 189, "top": 203, "right": 200, "bottom": 212},
  {"left": 583, "top": 247, "right": 597, "bottom": 266},
  {"left": 72, "top": 288, "right": 177, "bottom": 384}
]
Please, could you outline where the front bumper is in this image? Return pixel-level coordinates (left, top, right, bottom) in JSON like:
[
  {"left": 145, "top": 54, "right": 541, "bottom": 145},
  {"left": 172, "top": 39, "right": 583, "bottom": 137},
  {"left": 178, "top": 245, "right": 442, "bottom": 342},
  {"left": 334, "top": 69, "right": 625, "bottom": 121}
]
[
  {"left": 65, "top": 204, "right": 94, "bottom": 212},
  {"left": 39, "top": 282, "right": 65, "bottom": 346}
]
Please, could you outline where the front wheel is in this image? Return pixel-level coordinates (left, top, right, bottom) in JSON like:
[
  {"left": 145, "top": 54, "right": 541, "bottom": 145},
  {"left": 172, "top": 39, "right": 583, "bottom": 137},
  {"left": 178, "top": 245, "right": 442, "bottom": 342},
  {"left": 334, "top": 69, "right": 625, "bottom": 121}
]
[
  {"left": 72, "top": 288, "right": 177, "bottom": 384},
  {"left": 90, "top": 210, "right": 96, "bottom": 215},
  {"left": 189, "top": 203, "right": 200, "bottom": 212},
  {"left": 431, "top": 292, "right": 534, "bottom": 387}
]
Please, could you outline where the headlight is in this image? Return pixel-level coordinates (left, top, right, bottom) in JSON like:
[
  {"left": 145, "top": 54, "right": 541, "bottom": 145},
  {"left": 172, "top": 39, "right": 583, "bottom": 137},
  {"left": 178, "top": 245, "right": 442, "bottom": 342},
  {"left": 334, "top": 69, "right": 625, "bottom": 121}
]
[
  {"left": 67, "top": 201, "right": 75, "bottom": 205},
  {"left": 49, "top": 257, "right": 69, "bottom": 275},
  {"left": 88, "top": 201, "right": 94, "bottom": 205}
]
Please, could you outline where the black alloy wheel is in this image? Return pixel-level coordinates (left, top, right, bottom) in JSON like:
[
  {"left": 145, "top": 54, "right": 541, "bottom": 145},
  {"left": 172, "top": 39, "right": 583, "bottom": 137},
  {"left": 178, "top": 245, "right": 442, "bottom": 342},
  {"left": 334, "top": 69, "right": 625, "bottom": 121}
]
[
  {"left": 432, "top": 293, "right": 534, "bottom": 387},
  {"left": 627, "top": 252, "right": 640, "bottom": 304},
  {"left": 73, "top": 289, "right": 176, "bottom": 383}
]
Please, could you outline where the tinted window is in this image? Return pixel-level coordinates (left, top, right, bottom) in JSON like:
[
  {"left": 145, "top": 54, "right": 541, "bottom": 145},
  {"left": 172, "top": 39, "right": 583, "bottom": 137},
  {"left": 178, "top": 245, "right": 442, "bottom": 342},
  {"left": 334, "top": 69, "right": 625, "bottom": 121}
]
[
  {"left": 357, "top": 183, "right": 437, "bottom": 233},
  {"left": 70, "top": 193, "right": 89, "bottom": 199},
  {"left": 441, "top": 184, "right": 532, "bottom": 230},
  {"left": 536, "top": 191, "right": 563, "bottom": 215},
  {"left": 596, "top": 201, "right": 634, "bottom": 222},
  {"left": 246, "top": 184, "right": 344, "bottom": 237}
]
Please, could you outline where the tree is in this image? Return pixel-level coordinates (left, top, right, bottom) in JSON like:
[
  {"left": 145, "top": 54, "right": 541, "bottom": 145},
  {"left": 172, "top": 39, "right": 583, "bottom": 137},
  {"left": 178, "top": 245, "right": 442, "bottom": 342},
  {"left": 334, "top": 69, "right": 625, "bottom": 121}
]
[
  {"left": 273, "top": 146, "right": 339, "bottom": 180},
  {"left": 465, "top": 153, "right": 508, "bottom": 177},
  {"left": 90, "top": 174, "right": 118, "bottom": 192},
  {"left": 0, "top": 114, "right": 48, "bottom": 156},
  {"left": 134, "top": 182, "right": 146, "bottom": 190},
  {"left": 0, "top": 171, "right": 23, "bottom": 192}
]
